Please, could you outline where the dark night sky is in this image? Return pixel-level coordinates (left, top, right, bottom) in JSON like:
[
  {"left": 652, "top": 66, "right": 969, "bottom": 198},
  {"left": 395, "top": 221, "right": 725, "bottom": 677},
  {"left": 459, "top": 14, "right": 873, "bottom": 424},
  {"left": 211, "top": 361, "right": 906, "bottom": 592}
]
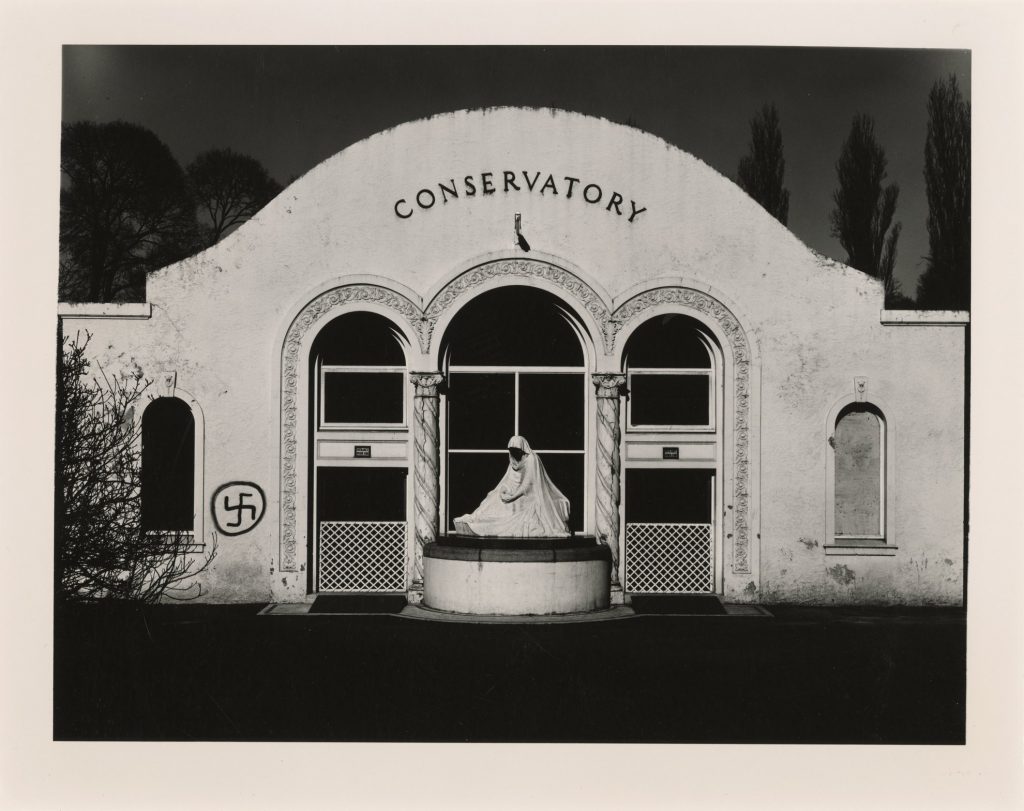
[{"left": 63, "top": 45, "right": 969, "bottom": 298}]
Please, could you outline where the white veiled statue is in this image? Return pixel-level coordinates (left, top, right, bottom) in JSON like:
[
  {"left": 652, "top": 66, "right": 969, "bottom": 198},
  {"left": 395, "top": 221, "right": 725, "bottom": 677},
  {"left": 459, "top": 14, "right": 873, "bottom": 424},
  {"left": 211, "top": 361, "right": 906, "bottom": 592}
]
[{"left": 453, "top": 436, "right": 571, "bottom": 538}]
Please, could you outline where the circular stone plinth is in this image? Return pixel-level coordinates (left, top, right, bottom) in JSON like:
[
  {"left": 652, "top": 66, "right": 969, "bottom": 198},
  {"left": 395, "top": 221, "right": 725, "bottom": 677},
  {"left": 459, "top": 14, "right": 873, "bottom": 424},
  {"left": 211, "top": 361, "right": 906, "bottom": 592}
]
[{"left": 422, "top": 536, "right": 612, "bottom": 616}]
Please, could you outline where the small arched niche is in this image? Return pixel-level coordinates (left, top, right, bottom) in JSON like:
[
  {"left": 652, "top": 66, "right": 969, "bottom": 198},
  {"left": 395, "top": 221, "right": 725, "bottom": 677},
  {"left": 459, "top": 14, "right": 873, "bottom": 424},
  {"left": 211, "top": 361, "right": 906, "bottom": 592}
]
[
  {"left": 141, "top": 397, "right": 196, "bottom": 533},
  {"left": 832, "top": 403, "right": 886, "bottom": 541}
]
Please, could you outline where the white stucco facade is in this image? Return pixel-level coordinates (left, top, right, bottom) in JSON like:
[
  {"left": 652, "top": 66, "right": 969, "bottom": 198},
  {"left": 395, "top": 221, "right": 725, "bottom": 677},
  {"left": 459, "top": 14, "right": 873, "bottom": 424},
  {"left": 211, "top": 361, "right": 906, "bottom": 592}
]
[{"left": 58, "top": 108, "right": 968, "bottom": 606}]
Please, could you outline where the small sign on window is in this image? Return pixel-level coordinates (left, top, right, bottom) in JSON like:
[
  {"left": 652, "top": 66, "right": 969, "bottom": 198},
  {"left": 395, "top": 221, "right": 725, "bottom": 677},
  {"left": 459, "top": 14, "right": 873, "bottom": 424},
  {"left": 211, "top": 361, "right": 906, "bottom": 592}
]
[
  {"left": 662, "top": 447, "right": 680, "bottom": 460},
  {"left": 354, "top": 445, "right": 372, "bottom": 458}
]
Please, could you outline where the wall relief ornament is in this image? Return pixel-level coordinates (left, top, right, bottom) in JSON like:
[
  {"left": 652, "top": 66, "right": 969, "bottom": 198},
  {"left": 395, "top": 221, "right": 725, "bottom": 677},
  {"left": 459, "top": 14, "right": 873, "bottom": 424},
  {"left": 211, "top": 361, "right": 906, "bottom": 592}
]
[{"left": 421, "top": 259, "right": 615, "bottom": 355}]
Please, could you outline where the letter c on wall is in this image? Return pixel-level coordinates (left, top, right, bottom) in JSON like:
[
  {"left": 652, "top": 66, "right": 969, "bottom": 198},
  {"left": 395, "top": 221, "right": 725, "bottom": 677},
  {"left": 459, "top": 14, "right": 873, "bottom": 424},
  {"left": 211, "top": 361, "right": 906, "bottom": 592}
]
[{"left": 394, "top": 199, "right": 413, "bottom": 219}]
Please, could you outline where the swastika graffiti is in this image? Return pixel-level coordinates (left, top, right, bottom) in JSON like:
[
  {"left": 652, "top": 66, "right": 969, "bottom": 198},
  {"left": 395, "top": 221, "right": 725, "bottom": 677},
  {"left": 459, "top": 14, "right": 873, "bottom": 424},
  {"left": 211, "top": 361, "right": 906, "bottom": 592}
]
[{"left": 212, "top": 482, "right": 267, "bottom": 536}]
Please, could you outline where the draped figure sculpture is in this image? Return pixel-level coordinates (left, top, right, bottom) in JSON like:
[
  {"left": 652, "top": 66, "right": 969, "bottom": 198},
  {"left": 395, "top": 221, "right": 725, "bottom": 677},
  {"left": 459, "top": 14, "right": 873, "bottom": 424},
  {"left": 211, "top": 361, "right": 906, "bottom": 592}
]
[{"left": 453, "top": 436, "right": 571, "bottom": 538}]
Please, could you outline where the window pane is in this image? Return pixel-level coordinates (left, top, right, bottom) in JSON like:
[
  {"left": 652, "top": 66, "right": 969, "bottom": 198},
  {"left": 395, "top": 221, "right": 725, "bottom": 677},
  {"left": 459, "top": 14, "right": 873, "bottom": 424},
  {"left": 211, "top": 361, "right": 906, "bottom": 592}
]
[
  {"left": 537, "top": 453, "right": 584, "bottom": 533},
  {"left": 323, "top": 372, "right": 404, "bottom": 424},
  {"left": 441, "top": 286, "right": 583, "bottom": 366},
  {"left": 447, "top": 373, "right": 515, "bottom": 449},
  {"left": 835, "top": 410, "right": 881, "bottom": 535},
  {"left": 318, "top": 467, "right": 406, "bottom": 521},
  {"left": 446, "top": 453, "right": 511, "bottom": 531},
  {"left": 313, "top": 312, "right": 406, "bottom": 366},
  {"left": 630, "top": 374, "right": 709, "bottom": 426},
  {"left": 623, "top": 315, "right": 712, "bottom": 368},
  {"left": 518, "top": 373, "right": 584, "bottom": 450},
  {"left": 141, "top": 398, "right": 195, "bottom": 531},
  {"left": 625, "top": 469, "right": 712, "bottom": 524}
]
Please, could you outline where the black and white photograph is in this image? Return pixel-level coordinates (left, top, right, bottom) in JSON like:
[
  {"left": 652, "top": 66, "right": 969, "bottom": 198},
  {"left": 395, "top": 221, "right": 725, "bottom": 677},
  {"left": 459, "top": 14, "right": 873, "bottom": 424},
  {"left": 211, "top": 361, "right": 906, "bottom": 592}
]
[{"left": 3, "top": 3, "right": 1023, "bottom": 809}]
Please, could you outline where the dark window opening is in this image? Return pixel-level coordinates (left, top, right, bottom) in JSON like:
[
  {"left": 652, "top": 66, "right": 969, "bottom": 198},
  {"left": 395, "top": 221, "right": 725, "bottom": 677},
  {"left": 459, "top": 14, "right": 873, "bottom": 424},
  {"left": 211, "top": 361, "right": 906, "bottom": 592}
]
[
  {"left": 518, "top": 373, "right": 584, "bottom": 450},
  {"left": 311, "top": 312, "right": 407, "bottom": 428},
  {"left": 313, "top": 311, "right": 406, "bottom": 366},
  {"left": 629, "top": 374, "right": 710, "bottom": 427},
  {"left": 141, "top": 398, "right": 195, "bottom": 532},
  {"left": 447, "top": 373, "right": 516, "bottom": 449},
  {"left": 625, "top": 469, "right": 713, "bottom": 524},
  {"left": 538, "top": 453, "right": 585, "bottom": 533},
  {"left": 622, "top": 314, "right": 712, "bottom": 369},
  {"left": 440, "top": 285, "right": 584, "bottom": 367},
  {"left": 323, "top": 371, "right": 404, "bottom": 424},
  {"left": 623, "top": 314, "right": 715, "bottom": 430},
  {"left": 317, "top": 467, "right": 407, "bottom": 522}
]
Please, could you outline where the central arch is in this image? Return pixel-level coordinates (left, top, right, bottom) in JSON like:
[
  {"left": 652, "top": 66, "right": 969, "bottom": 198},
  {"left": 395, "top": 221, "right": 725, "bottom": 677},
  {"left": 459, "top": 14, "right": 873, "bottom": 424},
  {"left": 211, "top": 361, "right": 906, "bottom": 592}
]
[{"left": 436, "top": 284, "right": 596, "bottom": 537}]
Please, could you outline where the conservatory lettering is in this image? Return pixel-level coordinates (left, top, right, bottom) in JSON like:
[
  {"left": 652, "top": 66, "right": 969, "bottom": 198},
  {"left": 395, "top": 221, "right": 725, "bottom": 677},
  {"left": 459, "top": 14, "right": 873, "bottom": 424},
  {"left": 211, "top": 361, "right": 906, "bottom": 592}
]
[{"left": 393, "top": 170, "right": 648, "bottom": 223}]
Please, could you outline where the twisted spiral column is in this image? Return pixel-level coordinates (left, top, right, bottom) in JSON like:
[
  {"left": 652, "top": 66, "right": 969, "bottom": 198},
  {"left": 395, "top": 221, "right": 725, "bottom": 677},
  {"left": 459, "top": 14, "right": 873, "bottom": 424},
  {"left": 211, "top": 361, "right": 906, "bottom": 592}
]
[
  {"left": 592, "top": 373, "right": 626, "bottom": 585},
  {"left": 410, "top": 372, "right": 445, "bottom": 599}
]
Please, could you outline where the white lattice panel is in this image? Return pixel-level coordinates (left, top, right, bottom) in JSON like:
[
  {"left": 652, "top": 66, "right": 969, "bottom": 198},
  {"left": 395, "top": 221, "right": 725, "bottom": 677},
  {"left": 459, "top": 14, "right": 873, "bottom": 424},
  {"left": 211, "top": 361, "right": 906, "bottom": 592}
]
[
  {"left": 318, "top": 521, "right": 406, "bottom": 592},
  {"left": 625, "top": 523, "right": 714, "bottom": 593}
]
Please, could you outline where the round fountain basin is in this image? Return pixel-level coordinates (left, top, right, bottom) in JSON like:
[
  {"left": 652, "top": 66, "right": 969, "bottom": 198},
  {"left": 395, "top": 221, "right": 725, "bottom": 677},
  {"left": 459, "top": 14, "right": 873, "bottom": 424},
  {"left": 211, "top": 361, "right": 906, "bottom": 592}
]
[{"left": 422, "top": 535, "right": 611, "bottom": 615}]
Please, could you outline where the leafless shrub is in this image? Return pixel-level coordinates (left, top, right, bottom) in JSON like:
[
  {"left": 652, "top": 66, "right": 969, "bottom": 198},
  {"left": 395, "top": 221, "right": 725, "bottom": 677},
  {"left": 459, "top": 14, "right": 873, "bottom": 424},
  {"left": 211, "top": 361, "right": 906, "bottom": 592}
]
[{"left": 56, "top": 331, "right": 216, "bottom": 603}]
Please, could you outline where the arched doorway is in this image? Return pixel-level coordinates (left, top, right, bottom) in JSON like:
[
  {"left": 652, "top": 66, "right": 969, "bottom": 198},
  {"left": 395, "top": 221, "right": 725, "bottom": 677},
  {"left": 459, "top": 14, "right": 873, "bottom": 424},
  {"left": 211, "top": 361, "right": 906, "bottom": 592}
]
[
  {"left": 437, "top": 285, "right": 592, "bottom": 536},
  {"left": 620, "top": 313, "right": 724, "bottom": 594},
  {"left": 307, "top": 311, "right": 411, "bottom": 592}
]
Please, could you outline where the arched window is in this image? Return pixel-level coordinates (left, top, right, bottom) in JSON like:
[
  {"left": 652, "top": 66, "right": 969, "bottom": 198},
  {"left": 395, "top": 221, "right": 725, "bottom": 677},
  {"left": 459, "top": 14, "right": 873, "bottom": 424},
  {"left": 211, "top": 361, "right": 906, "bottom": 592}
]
[
  {"left": 622, "top": 314, "right": 715, "bottom": 430},
  {"left": 620, "top": 314, "right": 721, "bottom": 593},
  {"left": 439, "top": 286, "right": 588, "bottom": 533},
  {"left": 833, "top": 404, "right": 886, "bottom": 541},
  {"left": 309, "top": 311, "right": 411, "bottom": 592},
  {"left": 141, "top": 398, "right": 196, "bottom": 532},
  {"left": 313, "top": 311, "right": 408, "bottom": 427}
]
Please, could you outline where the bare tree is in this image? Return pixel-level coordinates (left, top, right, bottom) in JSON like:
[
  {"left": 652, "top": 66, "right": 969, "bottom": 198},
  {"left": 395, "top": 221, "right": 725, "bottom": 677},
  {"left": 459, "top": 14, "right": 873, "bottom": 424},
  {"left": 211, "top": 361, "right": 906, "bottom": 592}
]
[
  {"left": 917, "top": 74, "right": 970, "bottom": 310},
  {"left": 187, "top": 149, "right": 283, "bottom": 247},
  {"left": 737, "top": 103, "right": 790, "bottom": 225},
  {"left": 57, "top": 332, "right": 215, "bottom": 603},
  {"left": 829, "top": 114, "right": 903, "bottom": 302},
  {"left": 59, "top": 121, "right": 198, "bottom": 303}
]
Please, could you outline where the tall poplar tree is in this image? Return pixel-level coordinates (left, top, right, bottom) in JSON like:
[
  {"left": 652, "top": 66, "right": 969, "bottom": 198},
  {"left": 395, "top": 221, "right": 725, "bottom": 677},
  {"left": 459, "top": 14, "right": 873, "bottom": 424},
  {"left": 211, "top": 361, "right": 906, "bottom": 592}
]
[
  {"left": 829, "top": 114, "right": 902, "bottom": 301},
  {"left": 916, "top": 74, "right": 970, "bottom": 310},
  {"left": 737, "top": 103, "right": 790, "bottom": 225}
]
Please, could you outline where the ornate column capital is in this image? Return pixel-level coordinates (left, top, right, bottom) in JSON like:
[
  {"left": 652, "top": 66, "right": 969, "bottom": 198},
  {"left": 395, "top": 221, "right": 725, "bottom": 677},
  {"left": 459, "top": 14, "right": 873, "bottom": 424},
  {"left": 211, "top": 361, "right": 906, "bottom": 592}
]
[
  {"left": 592, "top": 373, "right": 626, "bottom": 399},
  {"left": 410, "top": 372, "right": 445, "bottom": 398}
]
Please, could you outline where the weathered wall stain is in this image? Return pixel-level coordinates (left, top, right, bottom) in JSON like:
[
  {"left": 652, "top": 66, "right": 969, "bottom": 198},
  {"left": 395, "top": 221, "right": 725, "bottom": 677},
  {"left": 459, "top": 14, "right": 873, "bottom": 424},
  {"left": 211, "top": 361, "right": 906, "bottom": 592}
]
[{"left": 826, "top": 564, "right": 856, "bottom": 586}]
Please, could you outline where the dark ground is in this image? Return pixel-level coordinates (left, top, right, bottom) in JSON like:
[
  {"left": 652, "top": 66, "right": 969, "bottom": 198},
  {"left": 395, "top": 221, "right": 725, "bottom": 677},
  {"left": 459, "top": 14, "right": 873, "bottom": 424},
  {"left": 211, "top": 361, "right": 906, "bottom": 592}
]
[{"left": 53, "top": 602, "right": 965, "bottom": 743}]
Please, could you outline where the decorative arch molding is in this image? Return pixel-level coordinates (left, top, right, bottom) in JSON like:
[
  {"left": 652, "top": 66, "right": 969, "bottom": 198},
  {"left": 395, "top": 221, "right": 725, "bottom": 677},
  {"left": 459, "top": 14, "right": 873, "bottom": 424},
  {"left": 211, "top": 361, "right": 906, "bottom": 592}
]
[
  {"left": 611, "top": 285, "right": 755, "bottom": 575},
  {"left": 421, "top": 258, "right": 615, "bottom": 356},
  {"left": 279, "top": 283, "right": 420, "bottom": 570}
]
